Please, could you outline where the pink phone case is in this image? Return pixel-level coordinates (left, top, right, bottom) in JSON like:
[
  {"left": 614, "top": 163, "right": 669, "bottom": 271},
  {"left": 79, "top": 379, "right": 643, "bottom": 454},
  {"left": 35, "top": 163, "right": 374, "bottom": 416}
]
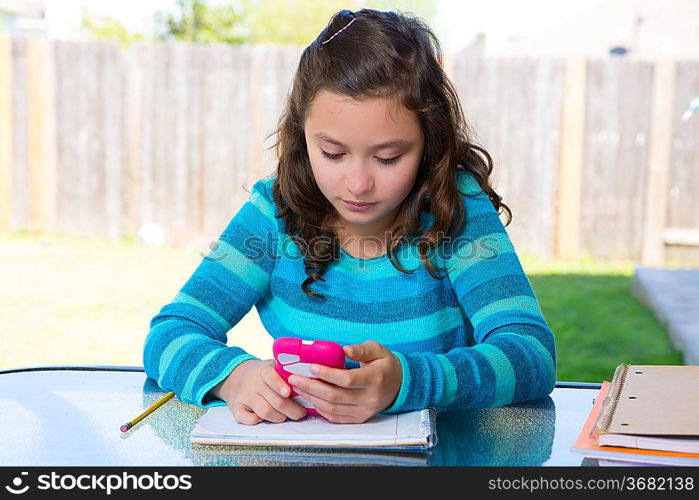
[{"left": 273, "top": 337, "right": 346, "bottom": 416}]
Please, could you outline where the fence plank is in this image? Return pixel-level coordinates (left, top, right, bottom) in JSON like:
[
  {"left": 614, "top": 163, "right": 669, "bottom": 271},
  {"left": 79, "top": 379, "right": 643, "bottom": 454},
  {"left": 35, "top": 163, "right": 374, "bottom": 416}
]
[
  {"left": 666, "top": 60, "right": 699, "bottom": 265},
  {"left": 76, "top": 40, "right": 103, "bottom": 237},
  {"left": 10, "top": 37, "right": 27, "bottom": 232},
  {"left": 230, "top": 44, "right": 248, "bottom": 221},
  {"left": 102, "top": 41, "right": 125, "bottom": 240},
  {"left": 139, "top": 43, "right": 156, "bottom": 233},
  {"left": 555, "top": 58, "right": 586, "bottom": 260},
  {"left": 0, "top": 36, "right": 12, "bottom": 233},
  {"left": 26, "top": 38, "right": 56, "bottom": 235},
  {"left": 169, "top": 42, "right": 190, "bottom": 246},
  {"left": 641, "top": 60, "right": 676, "bottom": 265},
  {"left": 192, "top": 44, "right": 206, "bottom": 236},
  {"left": 54, "top": 40, "right": 78, "bottom": 235},
  {"left": 123, "top": 43, "right": 142, "bottom": 239},
  {"left": 249, "top": 44, "right": 264, "bottom": 186}
]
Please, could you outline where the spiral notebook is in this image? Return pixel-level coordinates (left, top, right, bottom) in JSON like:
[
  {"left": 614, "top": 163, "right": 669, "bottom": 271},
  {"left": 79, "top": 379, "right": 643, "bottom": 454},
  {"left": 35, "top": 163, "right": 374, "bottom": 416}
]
[
  {"left": 571, "top": 380, "right": 699, "bottom": 466},
  {"left": 591, "top": 364, "right": 699, "bottom": 454},
  {"left": 190, "top": 406, "right": 437, "bottom": 451}
]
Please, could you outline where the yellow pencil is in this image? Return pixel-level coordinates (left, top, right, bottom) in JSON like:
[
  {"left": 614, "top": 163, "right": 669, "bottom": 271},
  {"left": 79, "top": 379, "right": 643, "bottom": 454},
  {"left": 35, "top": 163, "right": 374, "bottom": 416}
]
[{"left": 120, "top": 391, "right": 175, "bottom": 432}]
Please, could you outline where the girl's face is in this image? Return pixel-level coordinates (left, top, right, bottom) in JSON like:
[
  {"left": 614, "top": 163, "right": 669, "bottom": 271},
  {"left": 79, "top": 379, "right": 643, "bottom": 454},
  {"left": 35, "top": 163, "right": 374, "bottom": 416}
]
[{"left": 303, "top": 89, "right": 425, "bottom": 239}]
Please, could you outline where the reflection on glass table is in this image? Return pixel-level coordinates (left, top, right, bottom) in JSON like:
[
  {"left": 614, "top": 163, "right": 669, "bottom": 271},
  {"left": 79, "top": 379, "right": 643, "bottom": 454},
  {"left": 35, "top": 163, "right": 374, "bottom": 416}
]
[{"left": 0, "top": 367, "right": 602, "bottom": 466}]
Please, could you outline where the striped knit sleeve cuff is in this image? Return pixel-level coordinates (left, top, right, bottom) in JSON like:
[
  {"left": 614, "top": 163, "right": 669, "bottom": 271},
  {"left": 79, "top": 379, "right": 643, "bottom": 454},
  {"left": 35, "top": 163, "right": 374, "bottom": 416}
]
[
  {"left": 383, "top": 349, "right": 459, "bottom": 414},
  {"left": 382, "top": 351, "right": 412, "bottom": 413},
  {"left": 190, "top": 349, "right": 259, "bottom": 408},
  {"left": 382, "top": 350, "right": 449, "bottom": 413}
]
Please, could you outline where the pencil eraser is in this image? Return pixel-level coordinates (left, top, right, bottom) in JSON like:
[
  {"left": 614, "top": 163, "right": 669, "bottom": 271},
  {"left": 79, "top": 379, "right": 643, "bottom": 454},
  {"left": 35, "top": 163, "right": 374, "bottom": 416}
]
[{"left": 120, "top": 424, "right": 128, "bottom": 432}]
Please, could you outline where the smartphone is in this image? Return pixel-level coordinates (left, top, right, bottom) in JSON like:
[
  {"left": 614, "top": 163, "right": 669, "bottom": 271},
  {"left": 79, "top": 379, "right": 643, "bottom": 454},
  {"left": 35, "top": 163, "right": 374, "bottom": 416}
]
[{"left": 273, "top": 337, "right": 346, "bottom": 416}]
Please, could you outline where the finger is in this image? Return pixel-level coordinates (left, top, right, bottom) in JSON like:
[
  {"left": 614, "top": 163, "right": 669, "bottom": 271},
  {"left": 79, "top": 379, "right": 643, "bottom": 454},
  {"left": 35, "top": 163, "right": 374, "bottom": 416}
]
[
  {"left": 249, "top": 394, "right": 288, "bottom": 423},
  {"left": 315, "top": 408, "right": 355, "bottom": 424},
  {"left": 344, "top": 340, "right": 386, "bottom": 363},
  {"left": 260, "top": 363, "right": 292, "bottom": 397},
  {"left": 232, "top": 403, "right": 262, "bottom": 426},
  {"left": 289, "top": 374, "right": 359, "bottom": 401},
  {"left": 294, "top": 388, "right": 356, "bottom": 418},
  {"left": 313, "top": 405, "right": 373, "bottom": 424},
  {"left": 260, "top": 385, "right": 307, "bottom": 421},
  {"left": 305, "top": 364, "right": 366, "bottom": 388}
]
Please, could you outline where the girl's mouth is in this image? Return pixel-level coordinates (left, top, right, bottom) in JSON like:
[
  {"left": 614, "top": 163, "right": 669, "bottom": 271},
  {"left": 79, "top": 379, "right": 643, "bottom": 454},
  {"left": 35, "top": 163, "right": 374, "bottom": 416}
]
[{"left": 342, "top": 200, "right": 377, "bottom": 211}]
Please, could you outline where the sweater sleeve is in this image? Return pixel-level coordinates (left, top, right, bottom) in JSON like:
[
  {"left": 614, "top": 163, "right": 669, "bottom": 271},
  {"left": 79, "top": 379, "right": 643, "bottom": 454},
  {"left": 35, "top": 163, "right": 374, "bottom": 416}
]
[
  {"left": 142, "top": 177, "right": 279, "bottom": 408},
  {"left": 383, "top": 171, "right": 557, "bottom": 413}
]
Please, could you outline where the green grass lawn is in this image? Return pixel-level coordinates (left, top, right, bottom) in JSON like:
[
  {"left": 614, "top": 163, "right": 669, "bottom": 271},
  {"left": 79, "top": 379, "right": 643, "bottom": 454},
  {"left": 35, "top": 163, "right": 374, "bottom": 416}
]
[
  {"left": 0, "top": 233, "right": 683, "bottom": 383},
  {"left": 521, "top": 256, "right": 683, "bottom": 382},
  {"left": 0, "top": 232, "right": 275, "bottom": 370}
]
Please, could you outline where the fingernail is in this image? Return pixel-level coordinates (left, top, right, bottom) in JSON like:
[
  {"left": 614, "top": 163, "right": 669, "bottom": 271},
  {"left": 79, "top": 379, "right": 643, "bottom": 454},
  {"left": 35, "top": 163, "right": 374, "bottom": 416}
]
[
  {"left": 279, "top": 386, "right": 289, "bottom": 396},
  {"left": 288, "top": 375, "right": 298, "bottom": 385},
  {"left": 309, "top": 365, "right": 319, "bottom": 374}
]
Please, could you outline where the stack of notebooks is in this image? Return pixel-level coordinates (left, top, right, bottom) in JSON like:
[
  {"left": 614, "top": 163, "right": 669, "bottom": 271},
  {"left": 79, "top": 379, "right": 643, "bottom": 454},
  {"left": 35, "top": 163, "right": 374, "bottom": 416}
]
[
  {"left": 190, "top": 405, "right": 437, "bottom": 460},
  {"left": 571, "top": 363, "right": 699, "bottom": 466}
]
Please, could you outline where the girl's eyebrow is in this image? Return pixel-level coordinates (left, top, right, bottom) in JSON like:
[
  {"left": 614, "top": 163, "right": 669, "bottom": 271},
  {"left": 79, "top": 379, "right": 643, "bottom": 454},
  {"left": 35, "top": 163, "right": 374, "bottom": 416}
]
[{"left": 313, "top": 132, "right": 410, "bottom": 150}]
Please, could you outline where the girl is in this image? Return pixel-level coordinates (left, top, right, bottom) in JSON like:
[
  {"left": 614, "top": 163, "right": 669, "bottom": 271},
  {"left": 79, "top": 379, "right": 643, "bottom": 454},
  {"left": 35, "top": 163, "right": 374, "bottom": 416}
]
[{"left": 143, "top": 9, "right": 556, "bottom": 425}]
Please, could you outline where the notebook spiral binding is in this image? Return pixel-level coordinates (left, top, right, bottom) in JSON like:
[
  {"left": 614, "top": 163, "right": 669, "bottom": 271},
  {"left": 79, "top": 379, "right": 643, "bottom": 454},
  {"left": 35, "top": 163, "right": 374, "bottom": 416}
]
[
  {"left": 420, "top": 408, "right": 438, "bottom": 447},
  {"left": 589, "top": 362, "right": 629, "bottom": 442}
]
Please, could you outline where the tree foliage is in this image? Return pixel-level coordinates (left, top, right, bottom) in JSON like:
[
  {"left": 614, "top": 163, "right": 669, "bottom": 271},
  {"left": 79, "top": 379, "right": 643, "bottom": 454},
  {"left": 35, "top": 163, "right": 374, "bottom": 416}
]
[
  {"left": 81, "top": 8, "right": 145, "bottom": 47},
  {"left": 155, "top": 0, "right": 438, "bottom": 45},
  {"left": 154, "top": 0, "right": 250, "bottom": 43}
]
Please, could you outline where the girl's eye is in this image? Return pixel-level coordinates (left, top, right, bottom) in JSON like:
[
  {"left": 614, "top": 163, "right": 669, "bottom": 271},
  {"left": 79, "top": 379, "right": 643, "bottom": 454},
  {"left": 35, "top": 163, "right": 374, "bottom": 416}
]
[
  {"left": 320, "top": 150, "right": 401, "bottom": 165},
  {"left": 377, "top": 155, "right": 401, "bottom": 165},
  {"left": 320, "top": 150, "right": 344, "bottom": 161}
]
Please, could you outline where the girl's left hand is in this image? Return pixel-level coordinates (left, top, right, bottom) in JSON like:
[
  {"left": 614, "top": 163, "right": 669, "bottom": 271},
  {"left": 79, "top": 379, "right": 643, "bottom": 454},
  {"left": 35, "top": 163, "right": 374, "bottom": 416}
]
[{"left": 288, "top": 340, "right": 402, "bottom": 423}]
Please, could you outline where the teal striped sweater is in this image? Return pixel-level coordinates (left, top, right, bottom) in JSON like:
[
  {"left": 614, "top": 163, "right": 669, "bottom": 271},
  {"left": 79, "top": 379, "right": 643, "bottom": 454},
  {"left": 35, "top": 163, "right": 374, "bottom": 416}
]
[{"left": 143, "top": 170, "right": 557, "bottom": 413}]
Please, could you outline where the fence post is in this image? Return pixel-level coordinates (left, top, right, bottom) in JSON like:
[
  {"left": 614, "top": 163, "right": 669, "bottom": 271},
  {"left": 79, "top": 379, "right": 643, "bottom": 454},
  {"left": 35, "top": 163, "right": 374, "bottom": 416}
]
[
  {"left": 249, "top": 45, "right": 264, "bottom": 184},
  {"left": 26, "top": 38, "right": 57, "bottom": 236},
  {"left": 554, "top": 57, "right": 586, "bottom": 260},
  {"left": 0, "top": 36, "right": 12, "bottom": 233},
  {"left": 640, "top": 60, "right": 676, "bottom": 266}
]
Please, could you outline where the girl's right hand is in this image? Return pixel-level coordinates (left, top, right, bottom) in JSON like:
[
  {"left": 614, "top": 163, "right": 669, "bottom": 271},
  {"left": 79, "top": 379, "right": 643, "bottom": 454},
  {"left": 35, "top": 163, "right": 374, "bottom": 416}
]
[{"left": 212, "top": 359, "right": 307, "bottom": 425}]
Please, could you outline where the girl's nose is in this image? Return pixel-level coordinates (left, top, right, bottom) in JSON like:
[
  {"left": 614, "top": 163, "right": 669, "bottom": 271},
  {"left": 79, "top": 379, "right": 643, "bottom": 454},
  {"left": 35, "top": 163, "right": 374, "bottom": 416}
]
[{"left": 345, "top": 162, "right": 374, "bottom": 195}]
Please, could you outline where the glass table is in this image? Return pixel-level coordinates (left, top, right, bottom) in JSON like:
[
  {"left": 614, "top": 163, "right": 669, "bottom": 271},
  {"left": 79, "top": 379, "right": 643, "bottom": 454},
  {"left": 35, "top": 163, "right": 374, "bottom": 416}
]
[{"left": 0, "top": 366, "right": 602, "bottom": 466}]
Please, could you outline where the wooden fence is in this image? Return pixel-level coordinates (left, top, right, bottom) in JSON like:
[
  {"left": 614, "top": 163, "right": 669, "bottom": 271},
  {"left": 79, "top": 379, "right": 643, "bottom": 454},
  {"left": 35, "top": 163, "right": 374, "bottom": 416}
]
[{"left": 1, "top": 37, "right": 698, "bottom": 264}]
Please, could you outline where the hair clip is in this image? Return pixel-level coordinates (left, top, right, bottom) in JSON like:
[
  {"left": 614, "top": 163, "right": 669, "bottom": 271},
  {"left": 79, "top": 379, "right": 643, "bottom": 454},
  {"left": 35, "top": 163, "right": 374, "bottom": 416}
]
[{"left": 321, "top": 17, "right": 358, "bottom": 45}]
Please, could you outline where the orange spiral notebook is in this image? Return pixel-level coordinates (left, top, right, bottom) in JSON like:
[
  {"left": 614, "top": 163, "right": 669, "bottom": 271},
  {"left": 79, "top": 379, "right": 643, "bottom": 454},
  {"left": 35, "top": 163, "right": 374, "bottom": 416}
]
[
  {"left": 571, "top": 372, "right": 699, "bottom": 466},
  {"left": 591, "top": 364, "right": 699, "bottom": 453}
]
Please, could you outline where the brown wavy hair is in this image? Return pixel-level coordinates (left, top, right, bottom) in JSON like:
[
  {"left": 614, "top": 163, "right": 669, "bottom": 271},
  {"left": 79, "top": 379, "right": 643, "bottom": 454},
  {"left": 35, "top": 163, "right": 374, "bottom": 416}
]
[{"left": 266, "top": 8, "right": 511, "bottom": 299}]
